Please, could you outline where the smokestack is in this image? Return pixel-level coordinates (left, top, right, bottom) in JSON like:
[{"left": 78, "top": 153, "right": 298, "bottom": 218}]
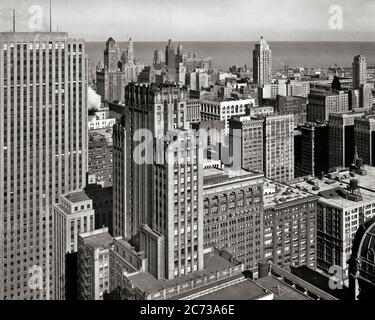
[{"left": 12, "top": 9, "right": 15, "bottom": 33}]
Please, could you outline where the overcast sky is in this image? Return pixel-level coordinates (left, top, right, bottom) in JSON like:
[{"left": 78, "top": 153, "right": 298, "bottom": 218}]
[{"left": 0, "top": 0, "right": 374, "bottom": 41}]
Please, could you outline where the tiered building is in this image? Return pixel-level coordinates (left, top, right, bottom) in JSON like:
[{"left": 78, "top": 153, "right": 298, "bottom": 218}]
[{"left": 253, "top": 36, "right": 272, "bottom": 86}]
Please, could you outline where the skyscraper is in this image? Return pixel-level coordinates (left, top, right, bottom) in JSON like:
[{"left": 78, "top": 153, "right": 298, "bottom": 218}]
[
  {"left": 113, "top": 83, "right": 205, "bottom": 280},
  {"left": 97, "top": 37, "right": 144, "bottom": 104},
  {"left": 0, "top": 32, "right": 88, "bottom": 300},
  {"left": 328, "top": 112, "right": 364, "bottom": 170},
  {"left": 113, "top": 83, "right": 188, "bottom": 239},
  {"left": 176, "top": 43, "right": 183, "bottom": 64},
  {"left": 298, "top": 123, "right": 329, "bottom": 177},
  {"left": 229, "top": 115, "right": 264, "bottom": 173},
  {"left": 165, "top": 39, "right": 176, "bottom": 72},
  {"left": 354, "top": 115, "right": 375, "bottom": 166},
  {"left": 104, "top": 37, "right": 120, "bottom": 72},
  {"left": 307, "top": 90, "right": 349, "bottom": 123},
  {"left": 153, "top": 49, "right": 164, "bottom": 69},
  {"left": 353, "top": 55, "right": 367, "bottom": 90},
  {"left": 263, "top": 114, "right": 294, "bottom": 182},
  {"left": 54, "top": 191, "right": 95, "bottom": 300},
  {"left": 121, "top": 38, "right": 134, "bottom": 66},
  {"left": 253, "top": 36, "right": 272, "bottom": 86}
]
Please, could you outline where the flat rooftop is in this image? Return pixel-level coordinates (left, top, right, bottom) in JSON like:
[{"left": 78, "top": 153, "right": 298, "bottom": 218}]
[
  {"left": 193, "top": 277, "right": 269, "bottom": 300},
  {"left": 263, "top": 179, "right": 316, "bottom": 209},
  {"left": 127, "top": 251, "right": 239, "bottom": 295},
  {"left": 256, "top": 276, "right": 310, "bottom": 300},
  {"left": 81, "top": 230, "right": 113, "bottom": 250},
  {"left": 341, "top": 166, "right": 375, "bottom": 191},
  {"left": 290, "top": 176, "right": 375, "bottom": 208},
  {"left": 89, "top": 128, "right": 113, "bottom": 144},
  {"left": 64, "top": 191, "right": 91, "bottom": 203},
  {"left": 203, "top": 167, "right": 261, "bottom": 180},
  {"left": 290, "top": 266, "right": 351, "bottom": 300}
]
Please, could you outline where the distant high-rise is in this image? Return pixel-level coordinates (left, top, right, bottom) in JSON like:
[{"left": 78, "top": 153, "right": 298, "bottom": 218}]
[
  {"left": 0, "top": 32, "right": 88, "bottom": 300},
  {"left": 153, "top": 49, "right": 164, "bottom": 69},
  {"left": 299, "top": 123, "right": 329, "bottom": 177},
  {"left": 97, "top": 37, "right": 144, "bottom": 103},
  {"left": 307, "top": 91, "right": 349, "bottom": 123},
  {"left": 165, "top": 39, "right": 176, "bottom": 72},
  {"left": 104, "top": 37, "right": 120, "bottom": 72},
  {"left": 121, "top": 38, "right": 134, "bottom": 66},
  {"left": 253, "top": 36, "right": 272, "bottom": 85},
  {"left": 353, "top": 55, "right": 367, "bottom": 90},
  {"left": 328, "top": 112, "right": 364, "bottom": 170},
  {"left": 176, "top": 43, "right": 183, "bottom": 64},
  {"left": 359, "top": 84, "right": 373, "bottom": 110}
]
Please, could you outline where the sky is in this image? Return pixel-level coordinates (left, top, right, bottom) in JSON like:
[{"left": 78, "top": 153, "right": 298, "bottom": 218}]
[{"left": 0, "top": 0, "right": 375, "bottom": 41}]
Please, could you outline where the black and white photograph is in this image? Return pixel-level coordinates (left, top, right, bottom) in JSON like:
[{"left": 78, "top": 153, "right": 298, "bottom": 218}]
[{"left": 0, "top": 0, "right": 374, "bottom": 311}]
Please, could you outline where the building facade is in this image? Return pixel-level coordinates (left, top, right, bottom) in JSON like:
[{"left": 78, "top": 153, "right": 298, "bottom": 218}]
[
  {"left": 253, "top": 36, "right": 272, "bottom": 86},
  {"left": 203, "top": 168, "right": 264, "bottom": 273},
  {"left": 200, "top": 98, "right": 255, "bottom": 134},
  {"left": 97, "top": 37, "right": 144, "bottom": 104},
  {"left": 328, "top": 112, "right": 364, "bottom": 170},
  {"left": 186, "top": 99, "right": 201, "bottom": 124},
  {"left": 354, "top": 115, "right": 375, "bottom": 166},
  {"left": 292, "top": 175, "right": 375, "bottom": 286},
  {"left": 88, "top": 131, "right": 113, "bottom": 187},
  {"left": 298, "top": 123, "right": 329, "bottom": 177},
  {"left": 263, "top": 179, "right": 318, "bottom": 269},
  {"left": 77, "top": 228, "right": 113, "bottom": 300},
  {"left": 263, "top": 114, "right": 294, "bottom": 182},
  {"left": 353, "top": 55, "right": 367, "bottom": 90},
  {"left": 54, "top": 191, "right": 95, "bottom": 300},
  {"left": 0, "top": 32, "right": 88, "bottom": 300},
  {"left": 229, "top": 115, "right": 264, "bottom": 173},
  {"left": 307, "top": 91, "right": 349, "bottom": 123}
]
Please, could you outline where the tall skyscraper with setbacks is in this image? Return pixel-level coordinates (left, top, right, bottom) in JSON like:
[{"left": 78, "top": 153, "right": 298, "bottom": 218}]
[
  {"left": 112, "top": 83, "right": 205, "bottom": 280},
  {"left": 253, "top": 36, "right": 272, "bottom": 86},
  {"left": 353, "top": 55, "right": 367, "bottom": 90},
  {"left": 0, "top": 32, "right": 88, "bottom": 300}
]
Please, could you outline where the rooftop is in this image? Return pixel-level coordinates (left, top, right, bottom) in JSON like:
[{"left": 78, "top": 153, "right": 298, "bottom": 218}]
[
  {"left": 263, "top": 179, "right": 316, "bottom": 209},
  {"left": 290, "top": 175, "right": 375, "bottom": 209},
  {"left": 127, "top": 250, "right": 239, "bottom": 295},
  {"left": 203, "top": 167, "right": 263, "bottom": 188},
  {"left": 81, "top": 229, "right": 113, "bottom": 250},
  {"left": 64, "top": 191, "right": 91, "bottom": 203},
  {"left": 192, "top": 277, "right": 270, "bottom": 300},
  {"left": 341, "top": 165, "right": 375, "bottom": 190},
  {"left": 256, "top": 276, "right": 310, "bottom": 300}
]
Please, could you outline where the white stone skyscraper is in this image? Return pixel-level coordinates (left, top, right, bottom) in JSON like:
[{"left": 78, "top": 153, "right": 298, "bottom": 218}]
[
  {"left": 122, "top": 37, "right": 135, "bottom": 66},
  {"left": 0, "top": 32, "right": 88, "bottom": 300},
  {"left": 253, "top": 36, "right": 272, "bottom": 85}
]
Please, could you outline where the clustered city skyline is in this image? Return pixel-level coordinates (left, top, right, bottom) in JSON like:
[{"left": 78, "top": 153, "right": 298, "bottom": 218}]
[{"left": 1, "top": 2, "right": 375, "bottom": 304}]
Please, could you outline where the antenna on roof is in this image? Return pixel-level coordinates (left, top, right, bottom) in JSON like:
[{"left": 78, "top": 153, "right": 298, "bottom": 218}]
[
  {"left": 49, "top": 0, "right": 52, "bottom": 32},
  {"left": 12, "top": 9, "right": 16, "bottom": 33}
]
